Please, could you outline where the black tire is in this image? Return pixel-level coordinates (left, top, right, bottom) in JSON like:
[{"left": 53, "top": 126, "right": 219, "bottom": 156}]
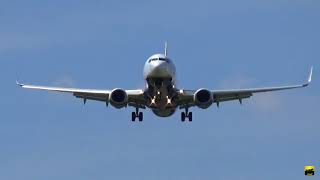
[
  {"left": 188, "top": 112, "right": 192, "bottom": 122},
  {"left": 138, "top": 112, "right": 143, "bottom": 121},
  {"left": 181, "top": 112, "right": 186, "bottom": 122},
  {"left": 131, "top": 112, "right": 136, "bottom": 121}
]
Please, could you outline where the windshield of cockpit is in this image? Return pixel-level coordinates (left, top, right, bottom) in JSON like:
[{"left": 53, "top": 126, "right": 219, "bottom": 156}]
[{"left": 148, "top": 57, "right": 169, "bottom": 63}]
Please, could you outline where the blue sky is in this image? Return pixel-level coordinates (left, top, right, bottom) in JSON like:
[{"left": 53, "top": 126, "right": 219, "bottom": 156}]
[{"left": 1, "top": 0, "right": 319, "bottom": 179}]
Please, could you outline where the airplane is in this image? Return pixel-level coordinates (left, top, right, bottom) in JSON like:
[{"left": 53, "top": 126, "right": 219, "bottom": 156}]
[{"left": 17, "top": 43, "right": 313, "bottom": 122}]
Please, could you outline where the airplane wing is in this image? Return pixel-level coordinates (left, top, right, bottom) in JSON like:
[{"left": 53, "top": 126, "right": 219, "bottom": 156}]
[
  {"left": 16, "top": 81, "right": 145, "bottom": 108},
  {"left": 178, "top": 67, "right": 313, "bottom": 108}
]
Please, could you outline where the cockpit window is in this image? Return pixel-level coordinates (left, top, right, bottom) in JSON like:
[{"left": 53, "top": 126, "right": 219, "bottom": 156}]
[
  {"left": 148, "top": 57, "right": 169, "bottom": 63},
  {"left": 148, "top": 58, "right": 157, "bottom": 62}
]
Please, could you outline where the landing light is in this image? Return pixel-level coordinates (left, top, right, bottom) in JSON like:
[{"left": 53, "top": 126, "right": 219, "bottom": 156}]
[
  {"left": 151, "top": 96, "right": 156, "bottom": 104},
  {"left": 166, "top": 96, "right": 172, "bottom": 104}
]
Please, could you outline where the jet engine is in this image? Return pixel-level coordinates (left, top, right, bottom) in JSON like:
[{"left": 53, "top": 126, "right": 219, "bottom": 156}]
[
  {"left": 109, "top": 88, "right": 128, "bottom": 108},
  {"left": 194, "top": 88, "right": 213, "bottom": 109}
]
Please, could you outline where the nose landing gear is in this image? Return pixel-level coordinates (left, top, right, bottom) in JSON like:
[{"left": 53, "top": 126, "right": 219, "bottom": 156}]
[
  {"left": 181, "top": 108, "right": 192, "bottom": 122},
  {"left": 132, "top": 108, "right": 143, "bottom": 122}
]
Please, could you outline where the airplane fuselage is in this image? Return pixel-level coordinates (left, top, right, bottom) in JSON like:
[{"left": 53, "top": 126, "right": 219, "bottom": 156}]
[{"left": 143, "top": 54, "right": 177, "bottom": 117}]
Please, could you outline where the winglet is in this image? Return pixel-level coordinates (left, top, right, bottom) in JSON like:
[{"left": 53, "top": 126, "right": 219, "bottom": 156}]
[
  {"left": 303, "top": 66, "right": 313, "bottom": 87},
  {"left": 16, "top": 79, "right": 24, "bottom": 87}
]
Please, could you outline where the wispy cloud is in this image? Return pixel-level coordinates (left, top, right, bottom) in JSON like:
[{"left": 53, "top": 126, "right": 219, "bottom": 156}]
[
  {"left": 219, "top": 75, "right": 283, "bottom": 112},
  {"left": 52, "top": 76, "right": 75, "bottom": 87},
  {"left": 218, "top": 75, "right": 256, "bottom": 89},
  {"left": 249, "top": 93, "right": 283, "bottom": 113},
  {"left": 45, "top": 76, "right": 76, "bottom": 103}
]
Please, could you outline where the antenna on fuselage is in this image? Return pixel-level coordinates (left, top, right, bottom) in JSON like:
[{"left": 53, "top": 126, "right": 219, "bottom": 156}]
[{"left": 164, "top": 42, "right": 168, "bottom": 57}]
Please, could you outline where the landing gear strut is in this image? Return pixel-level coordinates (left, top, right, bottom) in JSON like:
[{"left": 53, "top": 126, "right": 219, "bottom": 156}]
[
  {"left": 181, "top": 108, "right": 192, "bottom": 122},
  {"left": 132, "top": 108, "right": 143, "bottom": 122}
]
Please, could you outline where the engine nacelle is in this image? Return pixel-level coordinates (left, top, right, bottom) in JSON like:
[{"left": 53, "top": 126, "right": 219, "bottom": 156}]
[
  {"left": 194, "top": 88, "right": 213, "bottom": 109},
  {"left": 109, "top": 88, "right": 128, "bottom": 109}
]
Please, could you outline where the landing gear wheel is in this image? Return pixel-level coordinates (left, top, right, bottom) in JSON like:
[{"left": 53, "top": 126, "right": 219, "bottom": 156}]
[
  {"left": 132, "top": 112, "right": 136, "bottom": 122},
  {"left": 132, "top": 108, "right": 143, "bottom": 122},
  {"left": 188, "top": 112, "right": 192, "bottom": 122},
  {"left": 181, "top": 112, "right": 186, "bottom": 122},
  {"left": 138, "top": 112, "right": 143, "bottom": 121},
  {"left": 181, "top": 108, "right": 192, "bottom": 122}
]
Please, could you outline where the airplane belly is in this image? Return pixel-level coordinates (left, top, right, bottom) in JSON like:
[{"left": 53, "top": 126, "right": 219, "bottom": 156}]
[{"left": 152, "top": 109, "right": 176, "bottom": 117}]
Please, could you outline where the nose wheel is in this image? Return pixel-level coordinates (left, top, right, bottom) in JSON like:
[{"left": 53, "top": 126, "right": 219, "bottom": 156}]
[
  {"left": 181, "top": 108, "right": 192, "bottom": 122},
  {"left": 132, "top": 108, "right": 143, "bottom": 122}
]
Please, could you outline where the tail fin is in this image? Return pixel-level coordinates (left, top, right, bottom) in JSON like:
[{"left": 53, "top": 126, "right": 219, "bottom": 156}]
[{"left": 164, "top": 42, "right": 168, "bottom": 57}]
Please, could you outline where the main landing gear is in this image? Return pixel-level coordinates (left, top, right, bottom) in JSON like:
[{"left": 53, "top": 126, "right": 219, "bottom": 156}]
[
  {"left": 181, "top": 108, "right": 192, "bottom": 122},
  {"left": 132, "top": 108, "right": 143, "bottom": 122}
]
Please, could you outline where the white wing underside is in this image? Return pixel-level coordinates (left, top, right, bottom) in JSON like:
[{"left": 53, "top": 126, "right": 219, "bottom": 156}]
[
  {"left": 16, "top": 82, "right": 145, "bottom": 106},
  {"left": 178, "top": 67, "right": 313, "bottom": 107}
]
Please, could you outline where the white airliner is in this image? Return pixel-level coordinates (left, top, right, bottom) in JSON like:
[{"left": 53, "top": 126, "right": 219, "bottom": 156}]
[{"left": 17, "top": 44, "right": 313, "bottom": 122}]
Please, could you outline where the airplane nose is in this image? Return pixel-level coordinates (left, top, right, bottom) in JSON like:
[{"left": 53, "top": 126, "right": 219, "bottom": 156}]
[
  {"left": 150, "top": 61, "right": 171, "bottom": 78},
  {"left": 154, "top": 60, "right": 166, "bottom": 69}
]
